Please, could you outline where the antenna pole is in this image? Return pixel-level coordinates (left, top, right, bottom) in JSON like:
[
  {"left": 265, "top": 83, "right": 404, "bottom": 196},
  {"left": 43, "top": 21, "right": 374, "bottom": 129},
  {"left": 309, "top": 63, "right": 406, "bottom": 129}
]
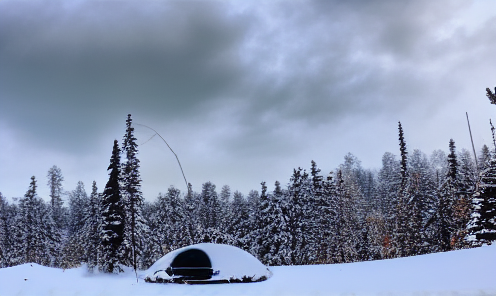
[
  {"left": 466, "top": 112, "right": 479, "bottom": 171},
  {"left": 136, "top": 123, "right": 189, "bottom": 190}
]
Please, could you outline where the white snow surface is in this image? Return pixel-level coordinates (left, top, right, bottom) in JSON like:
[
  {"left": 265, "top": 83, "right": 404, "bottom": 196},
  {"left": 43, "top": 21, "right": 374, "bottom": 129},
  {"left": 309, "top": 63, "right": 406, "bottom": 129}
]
[
  {"left": 1, "top": 244, "right": 495, "bottom": 296},
  {"left": 145, "top": 243, "right": 271, "bottom": 282}
]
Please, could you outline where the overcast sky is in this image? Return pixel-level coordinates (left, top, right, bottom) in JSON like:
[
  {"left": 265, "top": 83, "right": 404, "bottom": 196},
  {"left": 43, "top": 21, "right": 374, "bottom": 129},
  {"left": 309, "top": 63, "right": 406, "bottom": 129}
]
[{"left": 1, "top": 0, "right": 495, "bottom": 201}]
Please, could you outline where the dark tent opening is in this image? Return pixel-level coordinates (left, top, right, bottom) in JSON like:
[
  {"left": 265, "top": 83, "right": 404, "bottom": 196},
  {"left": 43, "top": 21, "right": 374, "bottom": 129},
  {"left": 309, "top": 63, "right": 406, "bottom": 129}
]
[{"left": 166, "top": 249, "right": 213, "bottom": 280}]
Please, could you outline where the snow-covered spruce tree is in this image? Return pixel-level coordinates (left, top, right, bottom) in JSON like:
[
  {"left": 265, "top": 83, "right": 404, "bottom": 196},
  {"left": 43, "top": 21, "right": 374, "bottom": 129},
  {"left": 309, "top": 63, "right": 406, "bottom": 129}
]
[
  {"left": 47, "top": 165, "right": 65, "bottom": 231},
  {"left": 219, "top": 185, "right": 232, "bottom": 230},
  {"left": 258, "top": 181, "right": 291, "bottom": 266},
  {"left": 432, "top": 139, "right": 458, "bottom": 252},
  {"left": 198, "top": 181, "right": 221, "bottom": 231},
  {"left": 375, "top": 152, "right": 401, "bottom": 232},
  {"left": 245, "top": 189, "right": 260, "bottom": 253},
  {"left": 393, "top": 122, "right": 411, "bottom": 258},
  {"left": 310, "top": 161, "right": 334, "bottom": 264},
  {"left": 334, "top": 170, "right": 360, "bottom": 263},
  {"left": 286, "top": 168, "right": 314, "bottom": 265},
  {"left": 254, "top": 181, "right": 269, "bottom": 261},
  {"left": 61, "top": 181, "right": 89, "bottom": 268},
  {"left": 467, "top": 144, "right": 496, "bottom": 245},
  {"left": 183, "top": 183, "right": 199, "bottom": 245},
  {"left": 478, "top": 145, "right": 492, "bottom": 173},
  {"left": 430, "top": 149, "right": 449, "bottom": 189},
  {"left": 339, "top": 154, "right": 370, "bottom": 261},
  {"left": 318, "top": 172, "right": 340, "bottom": 263},
  {"left": 13, "top": 176, "right": 57, "bottom": 266},
  {"left": 0, "top": 192, "right": 14, "bottom": 267},
  {"left": 153, "top": 186, "right": 187, "bottom": 255},
  {"left": 100, "top": 140, "right": 125, "bottom": 273},
  {"left": 227, "top": 190, "right": 250, "bottom": 249},
  {"left": 140, "top": 200, "right": 161, "bottom": 269},
  {"left": 82, "top": 181, "right": 101, "bottom": 272},
  {"left": 407, "top": 149, "right": 438, "bottom": 254},
  {"left": 451, "top": 149, "right": 477, "bottom": 249},
  {"left": 120, "top": 114, "right": 148, "bottom": 271}
]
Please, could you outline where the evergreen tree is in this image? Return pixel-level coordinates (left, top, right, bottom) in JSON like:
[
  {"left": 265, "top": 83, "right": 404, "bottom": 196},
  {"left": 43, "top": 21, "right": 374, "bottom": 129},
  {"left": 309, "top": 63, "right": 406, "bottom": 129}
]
[
  {"left": 152, "top": 186, "right": 187, "bottom": 255},
  {"left": 13, "top": 177, "right": 57, "bottom": 266},
  {"left": 61, "top": 181, "right": 89, "bottom": 268},
  {"left": 478, "top": 145, "right": 491, "bottom": 173},
  {"left": 434, "top": 139, "right": 459, "bottom": 252},
  {"left": 82, "top": 181, "right": 101, "bottom": 272},
  {"left": 100, "top": 140, "right": 125, "bottom": 273},
  {"left": 430, "top": 149, "right": 448, "bottom": 188},
  {"left": 199, "top": 181, "right": 220, "bottom": 230},
  {"left": 219, "top": 185, "right": 232, "bottom": 230},
  {"left": 47, "top": 165, "right": 65, "bottom": 230},
  {"left": 0, "top": 193, "right": 14, "bottom": 267},
  {"left": 183, "top": 183, "right": 199, "bottom": 245},
  {"left": 398, "top": 122, "right": 408, "bottom": 187},
  {"left": 334, "top": 170, "right": 361, "bottom": 263},
  {"left": 258, "top": 181, "right": 291, "bottom": 266},
  {"left": 393, "top": 122, "right": 410, "bottom": 257},
  {"left": 405, "top": 149, "right": 437, "bottom": 255},
  {"left": 317, "top": 172, "right": 339, "bottom": 263},
  {"left": 286, "top": 168, "right": 314, "bottom": 265},
  {"left": 467, "top": 139, "right": 496, "bottom": 244},
  {"left": 120, "top": 114, "right": 147, "bottom": 270},
  {"left": 375, "top": 152, "right": 401, "bottom": 228},
  {"left": 228, "top": 190, "right": 250, "bottom": 249},
  {"left": 451, "top": 149, "right": 476, "bottom": 248}
]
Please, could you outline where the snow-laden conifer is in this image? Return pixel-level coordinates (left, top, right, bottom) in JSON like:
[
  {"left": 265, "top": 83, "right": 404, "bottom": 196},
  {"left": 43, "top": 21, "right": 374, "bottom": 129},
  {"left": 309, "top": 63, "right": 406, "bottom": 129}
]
[
  {"left": 120, "top": 114, "right": 148, "bottom": 271},
  {"left": 100, "top": 140, "right": 125, "bottom": 273}
]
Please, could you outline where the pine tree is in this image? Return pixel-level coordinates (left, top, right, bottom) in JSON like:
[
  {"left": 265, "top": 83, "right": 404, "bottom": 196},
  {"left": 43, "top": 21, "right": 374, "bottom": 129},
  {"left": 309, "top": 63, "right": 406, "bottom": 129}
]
[
  {"left": 100, "top": 140, "right": 125, "bottom": 273},
  {"left": 120, "top": 114, "right": 148, "bottom": 270},
  {"left": 478, "top": 145, "right": 491, "bottom": 173},
  {"left": 183, "top": 183, "right": 199, "bottom": 245},
  {"left": 228, "top": 190, "right": 250, "bottom": 249},
  {"left": 334, "top": 170, "right": 360, "bottom": 263},
  {"left": 61, "top": 181, "right": 89, "bottom": 268},
  {"left": 286, "top": 168, "right": 314, "bottom": 265},
  {"left": 435, "top": 139, "right": 459, "bottom": 252},
  {"left": 219, "top": 185, "right": 232, "bottom": 230},
  {"left": 0, "top": 192, "right": 13, "bottom": 267},
  {"left": 153, "top": 186, "right": 187, "bottom": 255},
  {"left": 13, "top": 177, "right": 56, "bottom": 266},
  {"left": 393, "top": 122, "right": 410, "bottom": 257},
  {"left": 47, "top": 165, "right": 65, "bottom": 230},
  {"left": 317, "top": 172, "right": 339, "bottom": 263},
  {"left": 199, "top": 181, "right": 220, "bottom": 230},
  {"left": 375, "top": 152, "right": 401, "bottom": 230},
  {"left": 83, "top": 181, "right": 101, "bottom": 272},
  {"left": 451, "top": 149, "right": 476, "bottom": 249},
  {"left": 467, "top": 130, "right": 496, "bottom": 244},
  {"left": 258, "top": 181, "right": 291, "bottom": 266}
]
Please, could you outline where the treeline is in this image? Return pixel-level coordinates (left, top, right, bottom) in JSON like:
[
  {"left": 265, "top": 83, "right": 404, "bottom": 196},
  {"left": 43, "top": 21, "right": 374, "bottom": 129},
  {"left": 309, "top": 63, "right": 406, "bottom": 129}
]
[{"left": 1, "top": 117, "right": 495, "bottom": 272}]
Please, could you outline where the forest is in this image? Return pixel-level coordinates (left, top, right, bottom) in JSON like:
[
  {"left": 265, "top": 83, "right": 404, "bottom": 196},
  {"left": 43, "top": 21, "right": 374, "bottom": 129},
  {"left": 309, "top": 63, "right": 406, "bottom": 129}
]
[{"left": 0, "top": 111, "right": 495, "bottom": 273}]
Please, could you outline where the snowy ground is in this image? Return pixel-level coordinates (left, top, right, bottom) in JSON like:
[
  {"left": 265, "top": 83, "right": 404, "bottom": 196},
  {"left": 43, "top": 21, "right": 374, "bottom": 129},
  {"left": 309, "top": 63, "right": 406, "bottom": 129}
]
[{"left": 1, "top": 244, "right": 495, "bottom": 296}]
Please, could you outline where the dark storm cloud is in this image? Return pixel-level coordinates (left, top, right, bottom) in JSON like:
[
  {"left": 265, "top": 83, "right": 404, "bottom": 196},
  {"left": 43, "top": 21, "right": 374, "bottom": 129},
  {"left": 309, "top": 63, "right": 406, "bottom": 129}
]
[
  {"left": 0, "top": 1, "right": 251, "bottom": 151},
  {"left": 1, "top": 0, "right": 495, "bottom": 198}
]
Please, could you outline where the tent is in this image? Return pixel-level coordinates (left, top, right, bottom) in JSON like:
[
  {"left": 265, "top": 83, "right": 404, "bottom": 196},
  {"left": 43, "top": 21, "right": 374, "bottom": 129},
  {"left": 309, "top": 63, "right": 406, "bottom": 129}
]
[{"left": 144, "top": 243, "right": 272, "bottom": 284}]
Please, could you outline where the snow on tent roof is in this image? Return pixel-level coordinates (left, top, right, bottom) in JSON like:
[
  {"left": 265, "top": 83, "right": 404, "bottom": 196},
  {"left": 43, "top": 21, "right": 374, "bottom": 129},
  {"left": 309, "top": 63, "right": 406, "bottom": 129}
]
[{"left": 144, "top": 243, "right": 272, "bottom": 284}]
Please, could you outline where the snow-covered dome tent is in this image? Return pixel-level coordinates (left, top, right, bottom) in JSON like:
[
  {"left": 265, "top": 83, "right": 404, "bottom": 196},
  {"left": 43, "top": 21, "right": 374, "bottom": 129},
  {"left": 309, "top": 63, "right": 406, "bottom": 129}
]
[{"left": 144, "top": 243, "right": 272, "bottom": 284}]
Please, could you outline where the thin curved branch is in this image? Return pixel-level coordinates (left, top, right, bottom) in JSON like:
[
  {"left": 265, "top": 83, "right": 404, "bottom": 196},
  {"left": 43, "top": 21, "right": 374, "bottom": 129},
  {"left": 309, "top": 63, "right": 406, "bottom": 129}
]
[{"left": 136, "top": 123, "right": 188, "bottom": 190}]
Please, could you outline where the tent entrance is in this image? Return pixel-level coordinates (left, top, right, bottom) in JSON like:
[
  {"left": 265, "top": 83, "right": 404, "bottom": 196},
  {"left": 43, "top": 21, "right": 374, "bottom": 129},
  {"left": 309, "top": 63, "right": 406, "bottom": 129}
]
[{"left": 167, "top": 249, "right": 213, "bottom": 280}]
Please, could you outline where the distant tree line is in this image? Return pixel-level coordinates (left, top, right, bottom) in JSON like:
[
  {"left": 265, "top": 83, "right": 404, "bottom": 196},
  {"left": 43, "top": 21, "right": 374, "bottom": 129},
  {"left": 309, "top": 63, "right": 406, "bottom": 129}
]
[{"left": 1, "top": 115, "right": 495, "bottom": 272}]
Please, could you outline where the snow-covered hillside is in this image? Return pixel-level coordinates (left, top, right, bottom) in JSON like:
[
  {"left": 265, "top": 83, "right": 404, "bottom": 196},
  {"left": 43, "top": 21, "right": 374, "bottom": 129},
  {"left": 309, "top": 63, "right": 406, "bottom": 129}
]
[{"left": 1, "top": 244, "right": 494, "bottom": 296}]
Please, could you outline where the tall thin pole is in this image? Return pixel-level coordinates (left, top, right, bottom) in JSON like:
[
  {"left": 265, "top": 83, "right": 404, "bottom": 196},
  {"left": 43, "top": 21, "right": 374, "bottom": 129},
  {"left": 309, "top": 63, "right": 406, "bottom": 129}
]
[{"left": 466, "top": 112, "right": 479, "bottom": 171}]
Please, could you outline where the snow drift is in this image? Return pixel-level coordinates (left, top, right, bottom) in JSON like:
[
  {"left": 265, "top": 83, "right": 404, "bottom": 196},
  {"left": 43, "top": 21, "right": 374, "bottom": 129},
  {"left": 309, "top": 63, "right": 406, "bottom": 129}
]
[{"left": 0, "top": 244, "right": 495, "bottom": 295}]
